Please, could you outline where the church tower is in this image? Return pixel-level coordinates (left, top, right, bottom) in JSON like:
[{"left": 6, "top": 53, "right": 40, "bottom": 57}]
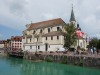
[{"left": 69, "top": 5, "right": 76, "bottom": 23}]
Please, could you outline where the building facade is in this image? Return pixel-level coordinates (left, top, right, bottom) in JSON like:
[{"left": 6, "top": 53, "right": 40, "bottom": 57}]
[
  {"left": 23, "top": 18, "right": 66, "bottom": 52},
  {"left": 11, "top": 36, "right": 23, "bottom": 51},
  {"left": 23, "top": 7, "right": 88, "bottom": 52},
  {"left": 0, "top": 40, "right": 5, "bottom": 48}
]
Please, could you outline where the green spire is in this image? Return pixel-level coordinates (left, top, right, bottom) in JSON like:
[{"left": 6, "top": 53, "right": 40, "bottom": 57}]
[{"left": 70, "top": 5, "right": 76, "bottom": 22}]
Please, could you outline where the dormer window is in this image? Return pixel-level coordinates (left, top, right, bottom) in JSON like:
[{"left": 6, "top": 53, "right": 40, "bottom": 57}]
[
  {"left": 33, "top": 30, "right": 35, "bottom": 34},
  {"left": 40, "top": 29, "right": 42, "bottom": 33},
  {"left": 57, "top": 27, "right": 60, "bottom": 31}
]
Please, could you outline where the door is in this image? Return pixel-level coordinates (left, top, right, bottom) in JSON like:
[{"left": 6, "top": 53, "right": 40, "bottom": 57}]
[{"left": 45, "top": 43, "right": 48, "bottom": 51}]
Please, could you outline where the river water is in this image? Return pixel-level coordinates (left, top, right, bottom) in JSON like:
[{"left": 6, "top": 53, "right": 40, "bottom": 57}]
[{"left": 0, "top": 56, "right": 100, "bottom": 75}]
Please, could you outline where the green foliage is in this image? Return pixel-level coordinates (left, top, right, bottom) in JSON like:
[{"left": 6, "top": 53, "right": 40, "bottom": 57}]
[
  {"left": 97, "top": 39, "right": 100, "bottom": 49},
  {"left": 89, "top": 38, "right": 98, "bottom": 47},
  {"left": 45, "top": 57, "right": 53, "bottom": 62},
  {"left": 89, "top": 38, "right": 100, "bottom": 49},
  {"left": 61, "top": 57, "right": 67, "bottom": 64},
  {"left": 79, "top": 60, "right": 83, "bottom": 66},
  {"left": 63, "top": 23, "right": 77, "bottom": 48},
  {"left": 74, "top": 60, "right": 83, "bottom": 66},
  {"left": 74, "top": 61, "right": 78, "bottom": 65}
]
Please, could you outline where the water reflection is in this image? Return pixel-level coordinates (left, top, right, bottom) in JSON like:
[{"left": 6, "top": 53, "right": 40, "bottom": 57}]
[{"left": 0, "top": 56, "right": 100, "bottom": 75}]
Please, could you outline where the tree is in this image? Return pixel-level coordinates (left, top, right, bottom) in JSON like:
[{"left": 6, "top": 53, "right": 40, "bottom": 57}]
[
  {"left": 63, "top": 23, "right": 77, "bottom": 48},
  {"left": 89, "top": 37, "right": 98, "bottom": 48},
  {"left": 89, "top": 38, "right": 100, "bottom": 50},
  {"left": 97, "top": 39, "right": 100, "bottom": 49}
]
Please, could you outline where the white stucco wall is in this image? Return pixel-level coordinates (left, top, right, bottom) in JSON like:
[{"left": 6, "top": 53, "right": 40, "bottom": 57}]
[
  {"left": 0, "top": 44, "right": 4, "bottom": 48},
  {"left": 24, "top": 44, "right": 63, "bottom": 52},
  {"left": 47, "top": 44, "right": 63, "bottom": 51},
  {"left": 76, "top": 39, "right": 87, "bottom": 49}
]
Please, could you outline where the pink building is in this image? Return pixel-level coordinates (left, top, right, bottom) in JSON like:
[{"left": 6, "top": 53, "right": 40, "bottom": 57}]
[{"left": 11, "top": 36, "right": 23, "bottom": 51}]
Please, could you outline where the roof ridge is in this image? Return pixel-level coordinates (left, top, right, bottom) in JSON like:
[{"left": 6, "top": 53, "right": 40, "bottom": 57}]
[
  {"left": 31, "top": 18, "right": 62, "bottom": 24},
  {"left": 27, "top": 18, "right": 65, "bottom": 30}
]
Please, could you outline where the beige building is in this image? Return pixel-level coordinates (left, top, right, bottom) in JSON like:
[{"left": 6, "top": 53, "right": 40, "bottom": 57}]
[
  {"left": 23, "top": 7, "right": 88, "bottom": 52},
  {"left": 23, "top": 18, "right": 66, "bottom": 52}
]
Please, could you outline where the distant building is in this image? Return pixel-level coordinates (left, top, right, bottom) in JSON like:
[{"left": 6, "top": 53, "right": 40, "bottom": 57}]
[
  {"left": 23, "top": 6, "right": 88, "bottom": 52},
  {"left": 11, "top": 36, "right": 23, "bottom": 51},
  {"left": 0, "top": 40, "right": 5, "bottom": 48}
]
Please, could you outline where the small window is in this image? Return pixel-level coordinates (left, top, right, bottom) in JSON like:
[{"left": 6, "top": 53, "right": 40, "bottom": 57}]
[
  {"left": 80, "top": 42, "right": 82, "bottom": 47},
  {"left": 33, "top": 31, "right": 35, "bottom": 34},
  {"left": 48, "top": 28, "right": 50, "bottom": 33},
  {"left": 30, "top": 46, "right": 32, "bottom": 49},
  {"left": 37, "top": 38, "right": 38, "bottom": 41},
  {"left": 49, "top": 45, "right": 50, "bottom": 48},
  {"left": 57, "top": 36, "right": 59, "bottom": 40},
  {"left": 57, "top": 27, "right": 60, "bottom": 31},
  {"left": 51, "top": 36, "right": 53, "bottom": 40},
  {"left": 38, "top": 46, "right": 40, "bottom": 49},
  {"left": 30, "top": 38, "right": 31, "bottom": 42},
  {"left": 46, "top": 37, "right": 47, "bottom": 40},
  {"left": 40, "top": 29, "right": 42, "bottom": 33}
]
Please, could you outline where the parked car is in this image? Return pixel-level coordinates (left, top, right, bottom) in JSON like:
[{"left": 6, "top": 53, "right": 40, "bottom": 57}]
[{"left": 56, "top": 47, "right": 65, "bottom": 53}]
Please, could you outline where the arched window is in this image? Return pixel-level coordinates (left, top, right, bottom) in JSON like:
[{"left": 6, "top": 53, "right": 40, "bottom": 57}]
[
  {"left": 57, "top": 27, "right": 60, "bottom": 31},
  {"left": 33, "top": 30, "right": 35, "bottom": 34}
]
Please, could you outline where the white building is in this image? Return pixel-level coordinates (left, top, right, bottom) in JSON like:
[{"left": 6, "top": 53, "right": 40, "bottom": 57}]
[
  {"left": 22, "top": 7, "right": 88, "bottom": 52},
  {"left": 0, "top": 41, "right": 4, "bottom": 48},
  {"left": 23, "top": 18, "right": 66, "bottom": 52}
]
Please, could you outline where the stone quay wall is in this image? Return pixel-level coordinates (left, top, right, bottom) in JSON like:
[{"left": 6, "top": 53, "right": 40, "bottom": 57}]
[{"left": 23, "top": 52, "right": 100, "bottom": 68}]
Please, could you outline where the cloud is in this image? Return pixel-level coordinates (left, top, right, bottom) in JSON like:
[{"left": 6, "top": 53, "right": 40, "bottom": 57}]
[
  {"left": 90, "top": 34, "right": 100, "bottom": 39},
  {"left": 0, "top": 0, "right": 100, "bottom": 38}
]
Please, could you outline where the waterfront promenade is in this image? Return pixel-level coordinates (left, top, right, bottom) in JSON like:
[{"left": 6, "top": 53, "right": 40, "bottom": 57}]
[
  {"left": 22, "top": 50, "right": 100, "bottom": 68},
  {"left": 24, "top": 50, "right": 100, "bottom": 58},
  {"left": 2, "top": 48, "right": 100, "bottom": 68}
]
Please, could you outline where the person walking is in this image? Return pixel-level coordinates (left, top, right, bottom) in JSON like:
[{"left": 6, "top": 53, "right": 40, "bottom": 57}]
[{"left": 91, "top": 48, "right": 93, "bottom": 55}]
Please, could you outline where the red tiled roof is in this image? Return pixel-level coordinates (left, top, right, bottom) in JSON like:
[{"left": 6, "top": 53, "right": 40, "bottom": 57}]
[
  {"left": 42, "top": 31, "right": 66, "bottom": 37},
  {"left": 0, "top": 41, "right": 4, "bottom": 44},
  {"left": 0, "top": 40, "right": 6, "bottom": 44},
  {"left": 11, "top": 36, "right": 22, "bottom": 41},
  {"left": 27, "top": 18, "right": 66, "bottom": 30}
]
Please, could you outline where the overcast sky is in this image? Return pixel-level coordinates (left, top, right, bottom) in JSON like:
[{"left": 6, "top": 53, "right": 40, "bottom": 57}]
[{"left": 0, "top": 0, "right": 100, "bottom": 39}]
